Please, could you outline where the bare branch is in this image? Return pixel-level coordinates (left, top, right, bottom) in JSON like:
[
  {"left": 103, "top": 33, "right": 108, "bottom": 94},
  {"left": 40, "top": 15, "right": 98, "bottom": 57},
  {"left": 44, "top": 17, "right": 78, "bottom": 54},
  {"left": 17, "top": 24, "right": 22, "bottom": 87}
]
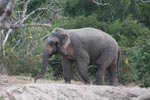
[
  {"left": 3, "top": 29, "right": 12, "bottom": 47},
  {"left": 21, "top": 0, "right": 31, "bottom": 23},
  {"left": 92, "top": 0, "right": 109, "bottom": 6},
  {"left": 0, "top": 0, "right": 52, "bottom": 48},
  {"left": 1, "top": 22, "right": 51, "bottom": 47},
  {"left": 139, "top": 0, "right": 150, "bottom": 3},
  {"left": 12, "top": 23, "right": 51, "bottom": 28},
  {"left": 0, "top": 23, "right": 51, "bottom": 29},
  {"left": 23, "top": 8, "right": 48, "bottom": 22}
]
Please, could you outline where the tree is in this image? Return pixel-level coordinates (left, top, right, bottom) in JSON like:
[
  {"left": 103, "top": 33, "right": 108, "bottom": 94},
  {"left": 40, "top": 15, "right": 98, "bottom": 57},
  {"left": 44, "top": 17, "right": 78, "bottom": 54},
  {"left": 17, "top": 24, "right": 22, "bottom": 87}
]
[
  {"left": 0, "top": 0, "right": 52, "bottom": 51},
  {"left": 0, "top": 0, "right": 64, "bottom": 74}
]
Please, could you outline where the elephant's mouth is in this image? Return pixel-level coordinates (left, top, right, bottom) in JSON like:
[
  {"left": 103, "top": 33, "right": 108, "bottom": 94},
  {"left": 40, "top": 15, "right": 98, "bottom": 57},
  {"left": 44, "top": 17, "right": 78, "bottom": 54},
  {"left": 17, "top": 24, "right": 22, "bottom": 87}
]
[{"left": 52, "top": 43, "right": 58, "bottom": 54}]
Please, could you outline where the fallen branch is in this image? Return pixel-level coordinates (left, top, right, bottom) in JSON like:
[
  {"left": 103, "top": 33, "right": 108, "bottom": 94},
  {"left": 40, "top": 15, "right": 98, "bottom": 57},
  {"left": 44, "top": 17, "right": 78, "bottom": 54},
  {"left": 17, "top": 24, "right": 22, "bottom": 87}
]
[
  {"left": 12, "top": 23, "right": 51, "bottom": 28},
  {"left": 0, "top": 23, "right": 51, "bottom": 29}
]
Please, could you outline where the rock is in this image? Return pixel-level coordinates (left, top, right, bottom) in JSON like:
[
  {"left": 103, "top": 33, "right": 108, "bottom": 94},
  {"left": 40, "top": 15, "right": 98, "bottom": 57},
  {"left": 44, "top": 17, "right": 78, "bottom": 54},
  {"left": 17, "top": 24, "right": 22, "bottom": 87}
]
[
  {"left": 0, "top": 75, "right": 150, "bottom": 100},
  {"left": 0, "top": 84, "right": 150, "bottom": 100}
]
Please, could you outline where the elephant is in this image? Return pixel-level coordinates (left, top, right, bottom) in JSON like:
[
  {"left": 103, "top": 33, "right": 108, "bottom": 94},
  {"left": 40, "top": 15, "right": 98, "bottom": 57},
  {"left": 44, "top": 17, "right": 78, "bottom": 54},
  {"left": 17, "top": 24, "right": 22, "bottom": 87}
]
[{"left": 34, "top": 27, "right": 120, "bottom": 85}]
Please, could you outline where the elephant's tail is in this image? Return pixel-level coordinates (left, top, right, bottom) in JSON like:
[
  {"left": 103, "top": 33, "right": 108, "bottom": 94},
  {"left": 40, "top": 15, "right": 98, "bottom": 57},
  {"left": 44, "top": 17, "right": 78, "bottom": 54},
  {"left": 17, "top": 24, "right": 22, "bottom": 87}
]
[{"left": 117, "top": 48, "right": 120, "bottom": 77}]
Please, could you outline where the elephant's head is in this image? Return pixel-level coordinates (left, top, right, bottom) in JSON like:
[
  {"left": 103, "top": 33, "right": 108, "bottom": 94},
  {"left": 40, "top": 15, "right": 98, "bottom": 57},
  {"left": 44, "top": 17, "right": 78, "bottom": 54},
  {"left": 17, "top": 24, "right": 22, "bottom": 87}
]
[{"left": 34, "top": 28, "right": 71, "bottom": 82}]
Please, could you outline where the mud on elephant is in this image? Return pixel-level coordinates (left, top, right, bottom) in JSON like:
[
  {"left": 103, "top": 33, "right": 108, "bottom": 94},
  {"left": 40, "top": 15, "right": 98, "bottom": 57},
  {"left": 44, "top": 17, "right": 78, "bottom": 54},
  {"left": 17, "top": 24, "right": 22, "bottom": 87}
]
[{"left": 34, "top": 27, "right": 120, "bottom": 85}]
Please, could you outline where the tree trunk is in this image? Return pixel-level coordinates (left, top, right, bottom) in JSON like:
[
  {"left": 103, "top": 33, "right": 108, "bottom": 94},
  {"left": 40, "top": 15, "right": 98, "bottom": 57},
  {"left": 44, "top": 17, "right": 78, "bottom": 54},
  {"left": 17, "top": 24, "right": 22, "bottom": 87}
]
[
  {"left": 0, "top": 31, "right": 2, "bottom": 52},
  {"left": 0, "top": 30, "right": 7, "bottom": 75}
]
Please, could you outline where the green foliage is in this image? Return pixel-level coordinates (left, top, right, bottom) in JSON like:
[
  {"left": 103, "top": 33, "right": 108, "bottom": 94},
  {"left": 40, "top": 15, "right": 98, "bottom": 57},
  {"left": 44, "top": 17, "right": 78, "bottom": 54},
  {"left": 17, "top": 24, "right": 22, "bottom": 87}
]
[
  {"left": 3, "top": 27, "right": 49, "bottom": 75},
  {"left": 135, "top": 2, "right": 150, "bottom": 27},
  {"left": 63, "top": 0, "right": 97, "bottom": 17},
  {"left": 63, "top": 0, "right": 150, "bottom": 27},
  {"left": 47, "top": 55, "right": 63, "bottom": 80},
  {"left": 136, "top": 39, "right": 150, "bottom": 87},
  {"left": 107, "top": 17, "right": 150, "bottom": 85},
  {"left": 108, "top": 16, "right": 150, "bottom": 46},
  {"left": 61, "top": 14, "right": 108, "bottom": 31},
  {"left": 0, "top": 96, "right": 3, "bottom": 100}
]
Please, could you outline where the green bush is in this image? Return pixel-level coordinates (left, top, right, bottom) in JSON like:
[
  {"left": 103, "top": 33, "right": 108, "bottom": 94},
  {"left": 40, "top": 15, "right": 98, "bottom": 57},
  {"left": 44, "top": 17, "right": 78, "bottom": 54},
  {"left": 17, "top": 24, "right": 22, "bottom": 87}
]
[
  {"left": 107, "top": 17, "right": 150, "bottom": 86},
  {"left": 2, "top": 27, "right": 64, "bottom": 79},
  {"left": 3, "top": 27, "right": 49, "bottom": 75},
  {"left": 60, "top": 14, "right": 108, "bottom": 31},
  {"left": 136, "top": 39, "right": 150, "bottom": 87},
  {"left": 63, "top": 0, "right": 97, "bottom": 17}
]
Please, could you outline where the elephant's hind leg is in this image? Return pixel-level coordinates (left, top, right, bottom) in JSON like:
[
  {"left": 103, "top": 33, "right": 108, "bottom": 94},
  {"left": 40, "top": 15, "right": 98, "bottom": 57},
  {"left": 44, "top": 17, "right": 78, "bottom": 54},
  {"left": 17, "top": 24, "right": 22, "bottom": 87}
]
[
  {"left": 107, "top": 58, "right": 118, "bottom": 85},
  {"left": 96, "top": 53, "right": 114, "bottom": 85}
]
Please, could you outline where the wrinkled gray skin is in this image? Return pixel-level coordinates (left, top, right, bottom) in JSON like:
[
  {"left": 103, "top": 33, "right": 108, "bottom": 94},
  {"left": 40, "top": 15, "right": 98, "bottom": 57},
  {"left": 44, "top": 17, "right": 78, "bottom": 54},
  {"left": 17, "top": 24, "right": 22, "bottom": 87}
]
[{"left": 35, "top": 27, "right": 119, "bottom": 85}]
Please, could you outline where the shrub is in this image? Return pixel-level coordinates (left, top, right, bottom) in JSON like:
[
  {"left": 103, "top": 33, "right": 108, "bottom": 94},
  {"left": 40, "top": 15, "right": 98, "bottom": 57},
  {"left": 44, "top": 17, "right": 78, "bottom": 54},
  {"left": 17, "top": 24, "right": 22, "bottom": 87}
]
[
  {"left": 60, "top": 14, "right": 108, "bottom": 31},
  {"left": 108, "top": 17, "right": 150, "bottom": 86}
]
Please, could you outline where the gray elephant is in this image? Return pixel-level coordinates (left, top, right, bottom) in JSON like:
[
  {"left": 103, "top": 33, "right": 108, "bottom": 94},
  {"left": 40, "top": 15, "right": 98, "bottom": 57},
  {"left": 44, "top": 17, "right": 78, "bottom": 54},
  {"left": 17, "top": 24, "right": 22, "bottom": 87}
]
[{"left": 35, "top": 27, "right": 120, "bottom": 85}]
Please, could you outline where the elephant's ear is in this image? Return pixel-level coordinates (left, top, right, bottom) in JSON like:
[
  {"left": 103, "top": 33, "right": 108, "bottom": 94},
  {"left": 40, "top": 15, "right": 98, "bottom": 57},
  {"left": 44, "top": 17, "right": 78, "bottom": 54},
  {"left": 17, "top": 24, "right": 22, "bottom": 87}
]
[
  {"left": 57, "top": 33, "right": 71, "bottom": 53},
  {"left": 46, "top": 35, "right": 59, "bottom": 45},
  {"left": 53, "top": 28, "right": 69, "bottom": 44},
  {"left": 58, "top": 33, "right": 69, "bottom": 44}
]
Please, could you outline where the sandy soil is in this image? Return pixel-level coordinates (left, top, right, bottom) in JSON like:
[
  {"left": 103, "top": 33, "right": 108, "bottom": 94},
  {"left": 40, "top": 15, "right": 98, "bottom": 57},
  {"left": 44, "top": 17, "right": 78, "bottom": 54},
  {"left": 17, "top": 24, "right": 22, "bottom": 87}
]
[{"left": 0, "top": 75, "right": 150, "bottom": 100}]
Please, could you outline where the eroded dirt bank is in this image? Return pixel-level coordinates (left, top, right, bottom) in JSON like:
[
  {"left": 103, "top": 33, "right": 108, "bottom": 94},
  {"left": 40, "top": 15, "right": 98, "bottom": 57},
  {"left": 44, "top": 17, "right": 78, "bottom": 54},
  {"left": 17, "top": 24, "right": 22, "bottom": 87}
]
[{"left": 0, "top": 75, "right": 150, "bottom": 100}]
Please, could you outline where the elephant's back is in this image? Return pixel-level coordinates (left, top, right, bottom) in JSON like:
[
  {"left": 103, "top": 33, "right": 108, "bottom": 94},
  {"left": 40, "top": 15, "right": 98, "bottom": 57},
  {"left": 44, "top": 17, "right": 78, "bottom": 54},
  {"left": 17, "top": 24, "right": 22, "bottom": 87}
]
[{"left": 69, "top": 27, "right": 118, "bottom": 48}]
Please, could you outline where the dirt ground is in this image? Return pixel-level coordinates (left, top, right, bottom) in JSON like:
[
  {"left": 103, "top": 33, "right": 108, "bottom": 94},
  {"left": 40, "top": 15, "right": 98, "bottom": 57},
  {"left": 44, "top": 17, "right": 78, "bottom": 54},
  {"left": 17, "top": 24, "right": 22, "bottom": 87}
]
[
  {"left": 0, "top": 75, "right": 150, "bottom": 100},
  {"left": 0, "top": 75, "right": 83, "bottom": 84},
  {"left": 0, "top": 75, "right": 62, "bottom": 84}
]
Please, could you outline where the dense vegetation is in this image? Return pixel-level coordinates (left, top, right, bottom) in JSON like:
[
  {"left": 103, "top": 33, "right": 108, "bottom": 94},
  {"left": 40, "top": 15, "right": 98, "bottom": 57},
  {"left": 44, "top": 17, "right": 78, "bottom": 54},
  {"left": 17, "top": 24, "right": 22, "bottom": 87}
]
[{"left": 0, "top": 0, "right": 150, "bottom": 87}]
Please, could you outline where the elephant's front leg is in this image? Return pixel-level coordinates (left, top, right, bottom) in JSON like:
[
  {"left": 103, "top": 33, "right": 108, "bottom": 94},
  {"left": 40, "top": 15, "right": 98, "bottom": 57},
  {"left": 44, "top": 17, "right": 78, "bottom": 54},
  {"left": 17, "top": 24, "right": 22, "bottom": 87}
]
[
  {"left": 62, "top": 57, "right": 73, "bottom": 83},
  {"left": 77, "top": 61, "right": 90, "bottom": 84}
]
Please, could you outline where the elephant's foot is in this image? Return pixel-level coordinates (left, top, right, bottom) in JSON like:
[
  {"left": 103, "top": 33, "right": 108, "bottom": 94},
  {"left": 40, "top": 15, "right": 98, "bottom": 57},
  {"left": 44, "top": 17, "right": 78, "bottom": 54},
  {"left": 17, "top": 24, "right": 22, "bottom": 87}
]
[
  {"left": 65, "top": 80, "right": 71, "bottom": 84},
  {"left": 84, "top": 80, "right": 90, "bottom": 85},
  {"left": 34, "top": 74, "right": 43, "bottom": 83},
  {"left": 110, "top": 79, "right": 118, "bottom": 86},
  {"left": 96, "top": 79, "right": 105, "bottom": 85}
]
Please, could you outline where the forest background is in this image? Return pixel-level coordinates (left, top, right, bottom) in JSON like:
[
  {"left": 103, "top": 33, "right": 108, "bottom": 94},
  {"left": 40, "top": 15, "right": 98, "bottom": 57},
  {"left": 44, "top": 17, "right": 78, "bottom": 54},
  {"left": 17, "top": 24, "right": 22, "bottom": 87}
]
[{"left": 0, "top": 0, "right": 150, "bottom": 87}]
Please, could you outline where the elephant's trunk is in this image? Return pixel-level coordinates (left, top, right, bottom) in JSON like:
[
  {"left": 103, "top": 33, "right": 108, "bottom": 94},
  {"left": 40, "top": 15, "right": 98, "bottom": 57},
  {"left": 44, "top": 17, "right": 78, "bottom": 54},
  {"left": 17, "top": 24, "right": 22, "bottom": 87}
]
[
  {"left": 34, "top": 46, "right": 53, "bottom": 82},
  {"left": 41, "top": 51, "right": 50, "bottom": 75}
]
